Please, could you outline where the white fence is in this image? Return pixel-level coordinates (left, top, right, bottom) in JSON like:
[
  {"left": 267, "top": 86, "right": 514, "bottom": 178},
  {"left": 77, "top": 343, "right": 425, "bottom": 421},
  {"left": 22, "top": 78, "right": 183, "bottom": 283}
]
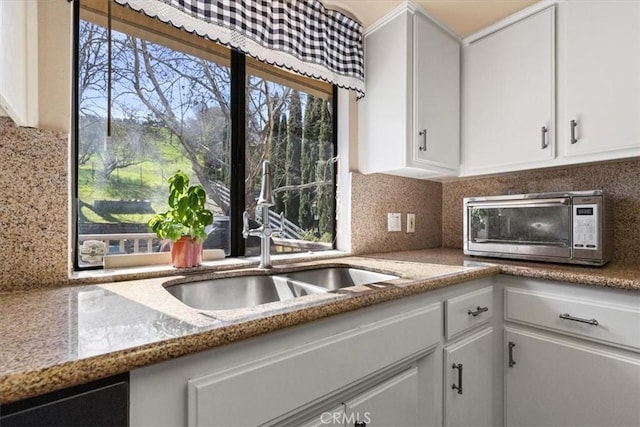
[{"left": 79, "top": 233, "right": 158, "bottom": 254}]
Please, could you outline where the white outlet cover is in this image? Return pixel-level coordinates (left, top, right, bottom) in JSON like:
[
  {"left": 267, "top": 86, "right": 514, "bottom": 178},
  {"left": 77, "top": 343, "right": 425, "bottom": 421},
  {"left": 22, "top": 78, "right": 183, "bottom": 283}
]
[
  {"left": 387, "top": 213, "right": 401, "bottom": 232},
  {"left": 407, "top": 213, "right": 415, "bottom": 233}
]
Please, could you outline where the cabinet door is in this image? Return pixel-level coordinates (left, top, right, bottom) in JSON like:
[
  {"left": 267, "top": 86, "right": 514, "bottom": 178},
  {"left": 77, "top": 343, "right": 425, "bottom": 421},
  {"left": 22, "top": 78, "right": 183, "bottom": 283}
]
[
  {"left": 186, "top": 304, "right": 441, "bottom": 426},
  {"left": 505, "top": 328, "right": 640, "bottom": 427},
  {"left": 413, "top": 12, "right": 460, "bottom": 173},
  {"left": 559, "top": 0, "right": 640, "bottom": 159},
  {"left": 0, "top": 1, "right": 38, "bottom": 127},
  {"left": 463, "top": 7, "right": 555, "bottom": 175},
  {"left": 358, "top": 5, "right": 460, "bottom": 179},
  {"left": 358, "top": 10, "right": 410, "bottom": 175},
  {"left": 344, "top": 366, "right": 420, "bottom": 427},
  {"left": 443, "top": 327, "right": 494, "bottom": 427}
]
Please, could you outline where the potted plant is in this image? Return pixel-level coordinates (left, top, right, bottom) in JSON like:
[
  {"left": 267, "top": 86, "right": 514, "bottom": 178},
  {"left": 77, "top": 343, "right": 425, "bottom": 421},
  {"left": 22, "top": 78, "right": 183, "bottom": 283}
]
[{"left": 148, "top": 171, "right": 214, "bottom": 268}]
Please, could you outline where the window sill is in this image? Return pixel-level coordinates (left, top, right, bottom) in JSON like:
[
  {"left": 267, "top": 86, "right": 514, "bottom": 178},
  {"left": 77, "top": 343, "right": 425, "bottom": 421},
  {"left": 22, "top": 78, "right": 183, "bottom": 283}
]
[{"left": 70, "top": 250, "right": 350, "bottom": 285}]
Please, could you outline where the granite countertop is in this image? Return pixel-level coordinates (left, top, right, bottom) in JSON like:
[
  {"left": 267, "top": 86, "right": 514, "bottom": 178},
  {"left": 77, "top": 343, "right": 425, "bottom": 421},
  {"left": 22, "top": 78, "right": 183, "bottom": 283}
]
[
  {"left": 1, "top": 250, "right": 638, "bottom": 404},
  {"left": 367, "top": 248, "right": 640, "bottom": 290}
]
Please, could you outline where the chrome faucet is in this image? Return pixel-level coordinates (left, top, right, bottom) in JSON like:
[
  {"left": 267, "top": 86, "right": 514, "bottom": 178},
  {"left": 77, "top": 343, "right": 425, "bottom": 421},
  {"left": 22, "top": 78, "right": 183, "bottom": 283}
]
[{"left": 243, "top": 160, "right": 284, "bottom": 268}]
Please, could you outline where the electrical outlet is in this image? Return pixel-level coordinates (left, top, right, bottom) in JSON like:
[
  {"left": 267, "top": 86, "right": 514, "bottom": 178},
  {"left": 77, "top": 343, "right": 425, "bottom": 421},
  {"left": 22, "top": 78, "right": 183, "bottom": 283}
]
[
  {"left": 407, "top": 213, "right": 415, "bottom": 233},
  {"left": 387, "top": 213, "right": 401, "bottom": 232}
]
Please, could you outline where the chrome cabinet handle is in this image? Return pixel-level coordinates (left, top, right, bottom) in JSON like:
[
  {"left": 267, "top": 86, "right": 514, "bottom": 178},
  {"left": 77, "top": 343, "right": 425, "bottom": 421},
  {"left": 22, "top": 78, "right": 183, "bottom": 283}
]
[
  {"left": 451, "top": 363, "right": 463, "bottom": 394},
  {"left": 508, "top": 341, "right": 516, "bottom": 368},
  {"left": 570, "top": 120, "right": 578, "bottom": 144},
  {"left": 559, "top": 313, "right": 599, "bottom": 326},
  {"left": 541, "top": 126, "right": 548, "bottom": 149},
  {"left": 418, "top": 129, "right": 427, "bottom": 151},
  {"left": 467, "top": 306, "right": 489, "bottom": 317}
]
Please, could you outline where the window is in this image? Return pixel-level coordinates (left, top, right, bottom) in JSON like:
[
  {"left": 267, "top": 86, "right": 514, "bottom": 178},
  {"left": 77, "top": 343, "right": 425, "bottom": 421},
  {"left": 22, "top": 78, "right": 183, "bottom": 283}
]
[{"left": 74, "top": 0, "right": 336, "bottom": 269}]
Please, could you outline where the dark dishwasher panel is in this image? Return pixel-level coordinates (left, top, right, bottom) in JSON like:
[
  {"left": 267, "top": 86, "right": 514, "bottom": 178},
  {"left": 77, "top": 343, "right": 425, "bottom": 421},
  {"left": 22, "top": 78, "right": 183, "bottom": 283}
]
[{"left": 0, "top": 373, "right": 128, "bottom": 427}]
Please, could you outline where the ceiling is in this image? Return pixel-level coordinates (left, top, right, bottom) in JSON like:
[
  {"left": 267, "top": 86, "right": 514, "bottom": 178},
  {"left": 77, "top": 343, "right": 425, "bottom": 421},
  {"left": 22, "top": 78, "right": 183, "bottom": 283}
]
[{"left": 323, "top": 0, "right": 539, "bottom": 37}]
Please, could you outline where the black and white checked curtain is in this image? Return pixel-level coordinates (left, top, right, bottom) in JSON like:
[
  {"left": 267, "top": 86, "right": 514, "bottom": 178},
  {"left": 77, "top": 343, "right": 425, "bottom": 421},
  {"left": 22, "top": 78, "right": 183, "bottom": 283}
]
[{"left": 114, "top": 0, "right": 365, "bottom": 96}]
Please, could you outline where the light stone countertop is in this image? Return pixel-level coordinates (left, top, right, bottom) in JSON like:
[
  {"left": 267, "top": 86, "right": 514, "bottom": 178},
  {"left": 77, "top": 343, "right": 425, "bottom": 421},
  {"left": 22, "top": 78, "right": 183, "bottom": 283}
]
[{"left": 1, "top": 251, "right": 637, "bottom": 404}]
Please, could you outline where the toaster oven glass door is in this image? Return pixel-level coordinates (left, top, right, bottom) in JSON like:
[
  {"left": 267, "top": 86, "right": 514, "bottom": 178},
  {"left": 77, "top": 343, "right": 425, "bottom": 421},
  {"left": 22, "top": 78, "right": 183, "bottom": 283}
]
[{"left": 467, "top": 197, "right": 572, "bottom": 258}]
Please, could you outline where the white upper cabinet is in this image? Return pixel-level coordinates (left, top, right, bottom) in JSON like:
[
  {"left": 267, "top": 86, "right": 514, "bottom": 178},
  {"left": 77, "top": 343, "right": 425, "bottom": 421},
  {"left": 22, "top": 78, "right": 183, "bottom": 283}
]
[
  {"left": 462, "top": 7, "right": 556, "bottom": 176},
  {"left": 0, "top": 0, "right": 73, "bottom": 132},
  {"left": 358, "top": 3, "right": 460, "bottom": 179},
  {"left": 462, "top": 0, "right": 640, "bottom": 177},
  {"left": 412, "top": 11, "right": 460, "bottom": 174},
  {"left": 0, "top": 0, "right": 38, "bottom": 127},
  {"left": 0, "top": 0, "right": 71, "bottom": 131},
  {"left": 557, "top": 0, "right": 640, "bottom": 161}
]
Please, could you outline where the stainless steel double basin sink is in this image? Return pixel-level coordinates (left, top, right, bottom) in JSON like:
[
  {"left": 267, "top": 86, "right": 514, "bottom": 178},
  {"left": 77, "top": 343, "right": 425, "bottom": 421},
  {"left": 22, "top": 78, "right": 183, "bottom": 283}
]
[{"left": 164, "top": 267, "right": 398, "bottom": 311}]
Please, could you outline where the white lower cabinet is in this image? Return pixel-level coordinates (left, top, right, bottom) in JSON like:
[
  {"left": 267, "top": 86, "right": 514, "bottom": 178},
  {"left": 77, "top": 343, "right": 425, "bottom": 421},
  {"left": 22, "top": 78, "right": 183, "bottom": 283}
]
[
  {"left": 129, "top": 273, "right": 639, "bottom": 427},
  {"left": 129, "top": 289, "right": 451, "bottom": 427},
  {"left": 185, "top": 303, "right": 439, "bottom": 427},
  {"left": 504, "top": 327, "right": 640, "bottom": 427},
  {"left": 442, "top": 283, "right": 498, "bottom": 427},
  {"left": 502, "top": 276, "right": 640, "bottom": 427},
  {"left": 443, "top": 328, "right": 494, "bottom": 427}
]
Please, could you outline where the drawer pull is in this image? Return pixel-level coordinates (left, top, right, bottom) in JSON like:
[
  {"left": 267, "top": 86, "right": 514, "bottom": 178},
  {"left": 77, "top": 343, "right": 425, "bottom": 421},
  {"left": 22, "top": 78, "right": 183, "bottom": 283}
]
[
  {"left": 451, "top": 363, "right": 463, "bottom": 394},
  {"left": 467, "top": 306, "right": 489, "bottom": 317},
  {"left": 541, "top": 125, "right": 548, "bottom": 149},
  {"left": 570, "top": 119, "right": 579, "bottom": 144},
  {"left": 559, "top": 313, "right": 599, "bottom": 326},
  {"left": 508, "top": 341, "right": 516, "bottom": 368},
  {"left": 418, "top": 129, "right": 427, "bottom": 151}
]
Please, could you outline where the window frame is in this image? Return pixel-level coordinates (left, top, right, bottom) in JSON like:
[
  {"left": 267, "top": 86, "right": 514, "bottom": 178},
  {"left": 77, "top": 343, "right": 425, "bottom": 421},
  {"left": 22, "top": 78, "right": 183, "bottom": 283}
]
[{"left": 71, "top": 0, "right": 338, "bottom": 270}]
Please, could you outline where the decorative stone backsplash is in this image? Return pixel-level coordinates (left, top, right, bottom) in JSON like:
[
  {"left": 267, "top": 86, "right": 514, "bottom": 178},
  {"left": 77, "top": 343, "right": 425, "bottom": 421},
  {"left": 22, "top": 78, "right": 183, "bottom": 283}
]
[
  {"left": 0, "top": 117, "right": 69, "bottom": 292},
  {"left": 443, "top": 159, "right": 640, "bottom": 264},
  {"left": 1, "top": 115, "right": 636, "bottom": 293},
  {"left": 351, "top": 172, "right": 443, "bottom": 254}
]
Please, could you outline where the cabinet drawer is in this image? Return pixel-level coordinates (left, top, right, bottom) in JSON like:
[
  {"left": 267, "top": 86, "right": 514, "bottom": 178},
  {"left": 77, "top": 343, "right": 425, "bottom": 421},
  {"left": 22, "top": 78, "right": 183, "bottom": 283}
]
[
  {"left": 445, "top": 286, "right": 493, "bottom": 339},
  {"left": 505, "top": 287, "right": 640, "bottom": 351}
]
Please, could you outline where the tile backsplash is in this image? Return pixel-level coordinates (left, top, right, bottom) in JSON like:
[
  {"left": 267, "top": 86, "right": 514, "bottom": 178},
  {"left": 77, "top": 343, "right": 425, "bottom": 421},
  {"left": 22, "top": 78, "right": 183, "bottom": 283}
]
[
  {"left": 0, "top": 117, "right": 69, "bottom": 291},
  {"left": 351, "top": 172, "right": 443, "bottom": 254},
  {"left": 443, "top": 159, "right": 640, "bottom": 264}
]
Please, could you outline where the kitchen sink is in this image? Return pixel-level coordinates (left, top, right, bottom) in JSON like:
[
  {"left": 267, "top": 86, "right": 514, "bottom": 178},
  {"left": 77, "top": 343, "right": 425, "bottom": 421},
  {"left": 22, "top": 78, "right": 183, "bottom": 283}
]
[
  {"left": 165, "top": 276, "right": 288, "bottom": 311},
  {"left": 165, "top": 275, "right": 332, "bottom": 311},
  {"left": 282, "top": 267, "right": 398, "bottom": 291},
  {"left": 164, "top": 267, "right": 398, "bottom": 311}
]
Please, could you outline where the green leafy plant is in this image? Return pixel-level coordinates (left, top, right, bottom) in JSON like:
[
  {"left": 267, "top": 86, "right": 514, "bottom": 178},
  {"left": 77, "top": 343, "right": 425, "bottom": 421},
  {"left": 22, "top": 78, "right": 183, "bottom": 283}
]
[{"left": 148, "top": 171, "right": 214, "bottom": 242}]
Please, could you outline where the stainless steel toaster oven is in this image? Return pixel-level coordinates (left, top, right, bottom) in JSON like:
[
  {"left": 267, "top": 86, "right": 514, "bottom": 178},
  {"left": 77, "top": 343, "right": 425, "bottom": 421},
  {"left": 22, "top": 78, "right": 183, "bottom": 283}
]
[{"left": 463, "top": 190, "right": 612, "bottom": 266}]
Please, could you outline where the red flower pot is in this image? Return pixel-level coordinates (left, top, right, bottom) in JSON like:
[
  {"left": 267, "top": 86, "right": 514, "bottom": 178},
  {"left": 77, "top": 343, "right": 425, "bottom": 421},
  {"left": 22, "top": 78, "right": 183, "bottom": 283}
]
[{"left": 170, "top": 236, "right": 203, "bottom": 268}]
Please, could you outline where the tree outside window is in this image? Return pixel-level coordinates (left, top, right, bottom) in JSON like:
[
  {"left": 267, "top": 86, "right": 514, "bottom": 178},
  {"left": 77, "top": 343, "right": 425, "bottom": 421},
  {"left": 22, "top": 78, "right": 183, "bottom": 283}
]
[{"left": 76, "top": 3, "right": 336, "bottom": 268}]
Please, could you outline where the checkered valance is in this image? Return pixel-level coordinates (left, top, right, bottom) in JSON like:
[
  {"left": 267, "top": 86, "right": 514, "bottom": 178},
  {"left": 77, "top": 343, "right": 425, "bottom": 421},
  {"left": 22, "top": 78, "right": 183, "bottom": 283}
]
[{"left": 114, "top": 0, "right": 365, "bottom": 96}]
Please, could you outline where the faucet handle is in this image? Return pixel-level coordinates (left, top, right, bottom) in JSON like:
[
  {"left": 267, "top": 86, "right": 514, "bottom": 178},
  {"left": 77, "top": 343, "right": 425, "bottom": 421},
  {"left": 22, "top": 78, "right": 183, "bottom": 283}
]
[{"left": 242, "top": 211, "right": 250, "bottom": 238}]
